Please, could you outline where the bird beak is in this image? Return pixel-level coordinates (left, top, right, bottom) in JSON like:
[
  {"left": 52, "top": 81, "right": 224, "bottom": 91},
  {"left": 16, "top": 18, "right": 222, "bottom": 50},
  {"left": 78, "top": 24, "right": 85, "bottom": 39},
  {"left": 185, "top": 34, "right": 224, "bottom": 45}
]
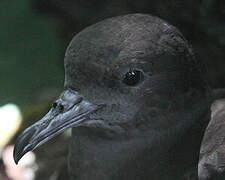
[{"left": 13, "top": 89, "right": 100, "bottom": 164}]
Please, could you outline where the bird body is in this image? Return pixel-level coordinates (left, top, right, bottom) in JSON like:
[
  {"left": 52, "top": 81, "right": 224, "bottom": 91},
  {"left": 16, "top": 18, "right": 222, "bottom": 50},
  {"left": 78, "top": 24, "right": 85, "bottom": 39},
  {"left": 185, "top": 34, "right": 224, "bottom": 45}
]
[{"left": 199, "top": 96, "right": 225, "bottom": 180}]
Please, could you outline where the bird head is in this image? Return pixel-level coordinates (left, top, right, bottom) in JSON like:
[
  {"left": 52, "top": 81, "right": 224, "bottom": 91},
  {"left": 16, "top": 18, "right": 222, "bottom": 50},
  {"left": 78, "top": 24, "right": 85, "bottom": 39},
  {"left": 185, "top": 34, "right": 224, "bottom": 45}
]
[{"left": 13, "top": 14, "right": 210, "bottom": 167}]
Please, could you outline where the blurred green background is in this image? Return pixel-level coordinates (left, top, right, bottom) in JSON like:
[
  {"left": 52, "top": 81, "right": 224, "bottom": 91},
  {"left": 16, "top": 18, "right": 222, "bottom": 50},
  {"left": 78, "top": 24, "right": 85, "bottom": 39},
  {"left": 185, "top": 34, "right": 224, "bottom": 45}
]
[
  {"left": 1, "top": 0, "right": 225, "bottom": 109},
  {"left": 0, "top": 0, "right": 64, "bottom": 108},
  {"left": 0, "top": 0, "right": 224, "bottom": 179}
]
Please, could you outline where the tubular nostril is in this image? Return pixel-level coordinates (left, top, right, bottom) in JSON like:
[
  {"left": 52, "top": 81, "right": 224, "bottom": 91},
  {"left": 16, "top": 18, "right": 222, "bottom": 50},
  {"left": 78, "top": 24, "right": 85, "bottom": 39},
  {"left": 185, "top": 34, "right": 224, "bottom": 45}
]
[
  {"left": 58, "top": 104, "right": 64, "bottom": 112},
  {"left": 52, "top": 102, "right": 57, "bottom": 108},
  {"left": 52, "top": 102, "right": 64, "bottom": 113}
]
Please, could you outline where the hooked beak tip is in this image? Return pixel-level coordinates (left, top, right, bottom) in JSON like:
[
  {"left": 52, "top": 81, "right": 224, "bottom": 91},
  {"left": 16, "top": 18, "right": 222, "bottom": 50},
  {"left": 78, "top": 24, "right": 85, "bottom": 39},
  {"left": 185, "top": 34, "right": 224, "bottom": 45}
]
[
  {"left": 13, "top": 153, "right": 19, "bottom": 165},
  {"left": 13, "top": 141, "right": 32, "bottom": 164},
  {"left": 13, "top": 127, "right": 36, "bottom": 164},
  {"left": 13, "top": 145, "right": 22, "bottom": 164}
]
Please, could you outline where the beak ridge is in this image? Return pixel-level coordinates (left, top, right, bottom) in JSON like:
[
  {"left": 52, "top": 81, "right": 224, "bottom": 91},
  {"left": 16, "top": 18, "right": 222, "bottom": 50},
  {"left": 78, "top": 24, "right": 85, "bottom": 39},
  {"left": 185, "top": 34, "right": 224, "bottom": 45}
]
[{"left": 13, "top": 89, "right": 101, "bottom": 164}]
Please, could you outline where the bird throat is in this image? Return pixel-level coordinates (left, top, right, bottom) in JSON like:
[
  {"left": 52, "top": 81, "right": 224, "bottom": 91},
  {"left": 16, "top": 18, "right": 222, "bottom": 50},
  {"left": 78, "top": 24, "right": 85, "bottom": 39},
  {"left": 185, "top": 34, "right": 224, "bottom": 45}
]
[{"left": 68, "top": 98, "right": 210, "bottom": 180}]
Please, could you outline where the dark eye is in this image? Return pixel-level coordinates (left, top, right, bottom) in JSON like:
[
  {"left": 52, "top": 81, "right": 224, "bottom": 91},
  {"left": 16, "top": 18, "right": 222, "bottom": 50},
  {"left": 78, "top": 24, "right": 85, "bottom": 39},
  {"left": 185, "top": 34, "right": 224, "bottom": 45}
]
[{"left": 122, "top": 69, "right": 143, "bottom": 86}]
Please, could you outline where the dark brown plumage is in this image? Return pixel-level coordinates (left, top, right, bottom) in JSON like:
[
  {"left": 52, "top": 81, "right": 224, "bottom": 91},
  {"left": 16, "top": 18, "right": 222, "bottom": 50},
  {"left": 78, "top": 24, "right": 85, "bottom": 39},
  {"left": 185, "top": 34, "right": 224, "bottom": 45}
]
[
  {"left": 14, "top": 14, "right": 217, "bottom": 180},
  {"left": 199, "top": 95, "right": 225, "bottom": 180}
]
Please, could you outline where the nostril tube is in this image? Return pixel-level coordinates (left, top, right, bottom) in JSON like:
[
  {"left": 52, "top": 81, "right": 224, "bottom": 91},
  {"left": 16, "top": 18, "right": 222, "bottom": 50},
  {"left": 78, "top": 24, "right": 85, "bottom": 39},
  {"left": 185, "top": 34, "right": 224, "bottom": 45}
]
[
  {"left": 58, "top": 104, "right": 64, "bottom": 112},
  {"left": 52, "top": 102, "right": 57, "bottom": 108}
]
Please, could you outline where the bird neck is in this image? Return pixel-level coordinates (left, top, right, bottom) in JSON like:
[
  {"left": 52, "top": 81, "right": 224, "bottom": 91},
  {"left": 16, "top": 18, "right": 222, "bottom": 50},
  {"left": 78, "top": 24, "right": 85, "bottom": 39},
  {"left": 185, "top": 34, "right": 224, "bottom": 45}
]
[{"left": 68, "top": 96, "right": 211, "bottom": 180}]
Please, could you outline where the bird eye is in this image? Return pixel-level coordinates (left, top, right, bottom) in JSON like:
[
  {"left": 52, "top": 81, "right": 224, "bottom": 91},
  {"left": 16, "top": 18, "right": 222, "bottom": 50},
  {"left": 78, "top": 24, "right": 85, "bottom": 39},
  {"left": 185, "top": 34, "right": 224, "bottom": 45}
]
[{"left": 122, "top": 69, "right": 143, "bottom": 86}]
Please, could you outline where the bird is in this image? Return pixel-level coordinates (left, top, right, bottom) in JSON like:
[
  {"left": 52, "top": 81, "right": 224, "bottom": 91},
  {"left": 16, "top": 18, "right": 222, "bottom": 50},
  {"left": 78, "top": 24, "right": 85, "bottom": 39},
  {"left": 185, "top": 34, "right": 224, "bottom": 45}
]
[
  {"left": 198, "top": 94, "right": 225, "bottom": 180},
  {"left": 13, "top": 13, "right": 218, "bottom": 180}
]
